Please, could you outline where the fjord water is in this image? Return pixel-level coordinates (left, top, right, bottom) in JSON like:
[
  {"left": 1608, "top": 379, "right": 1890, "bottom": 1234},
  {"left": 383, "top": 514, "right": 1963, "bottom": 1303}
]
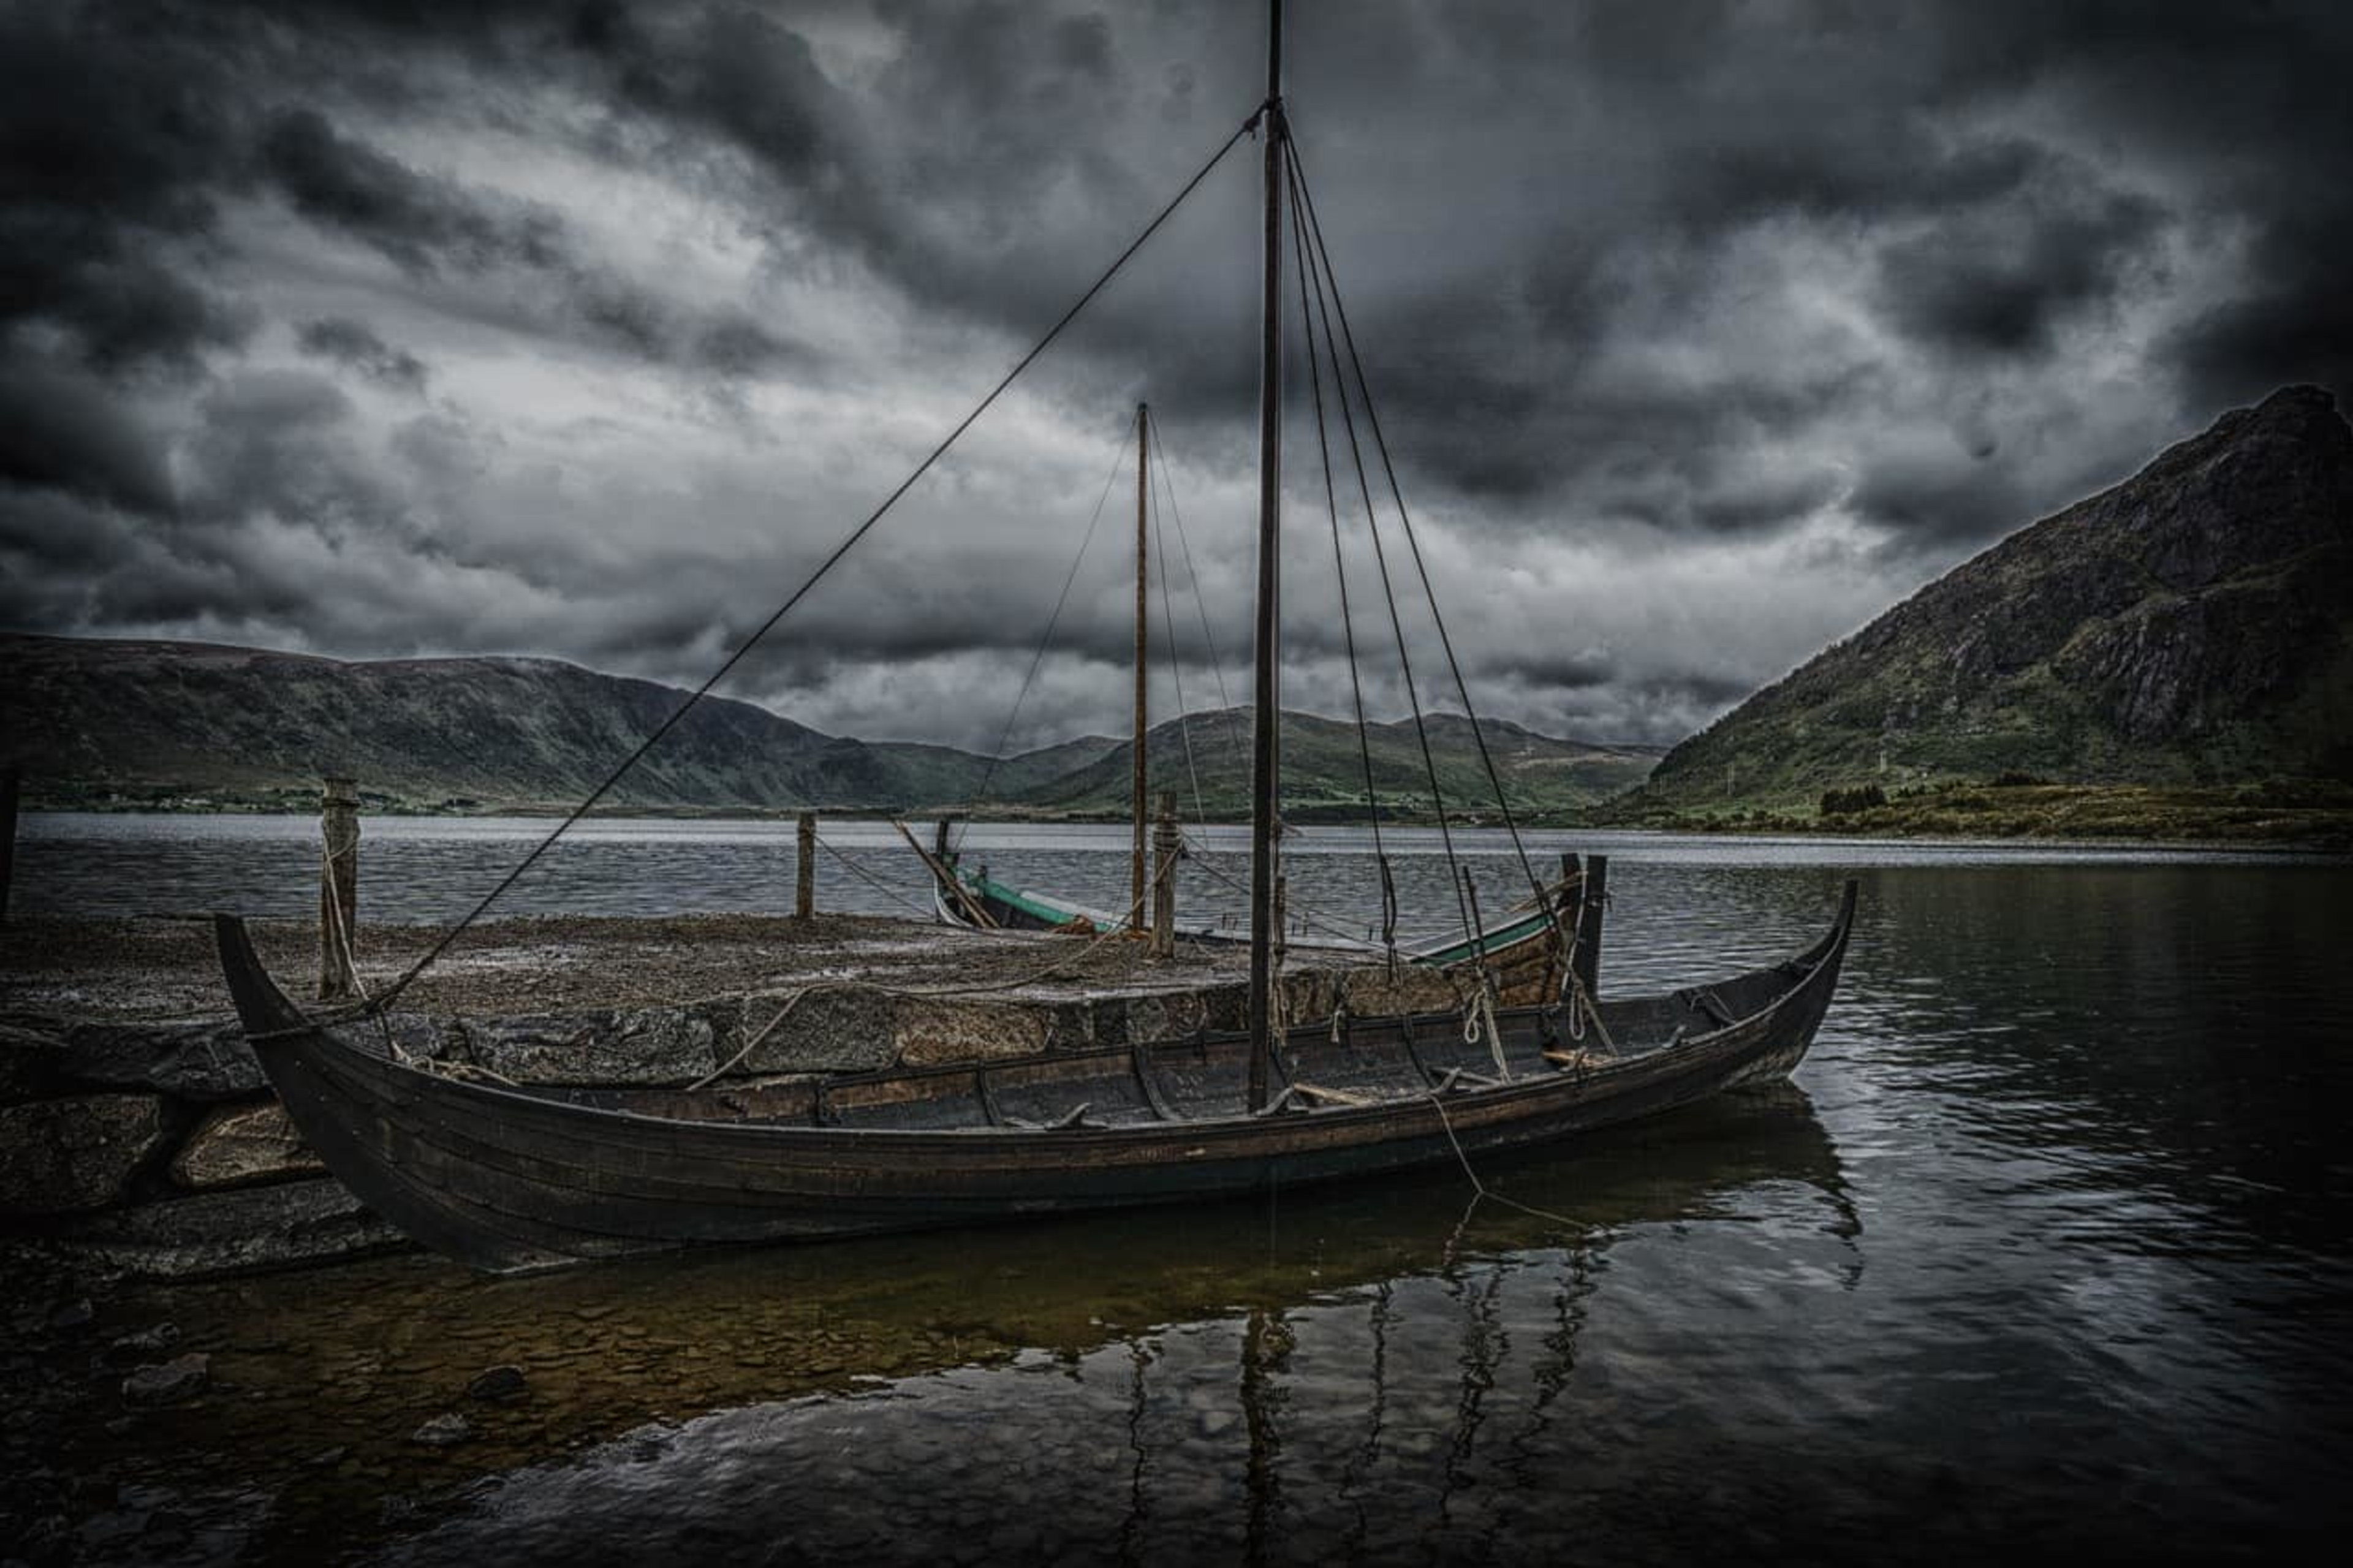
[{"left": 14, "top": 817, "right": 2351, "bottom": 1564}]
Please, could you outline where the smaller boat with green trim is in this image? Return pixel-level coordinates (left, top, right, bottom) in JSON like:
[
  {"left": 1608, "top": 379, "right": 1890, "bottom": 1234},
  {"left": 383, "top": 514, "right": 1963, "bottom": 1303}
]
[{"left": 928, "top": 843, "right": 1577, "bottom": 1006}]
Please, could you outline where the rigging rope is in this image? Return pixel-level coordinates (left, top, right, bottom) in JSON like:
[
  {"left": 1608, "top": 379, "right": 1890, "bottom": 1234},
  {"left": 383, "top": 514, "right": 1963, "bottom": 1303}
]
[
  {"left": 1286, "top": 137, "right": 1548, "bottom": 914},
  {"left": 357, "top": 110, "right": 1261, "bottom": 1016},
  {"left": 1282, "top": 172, "right": 1398, "bottom": 969},
  {"left": 957, "top": 419, "right": 1135, "bottom": 847},
  {"left": 1145, "top": 416, "right": 1249, "bottom": 783},
  {"left": 1282, "top": 151, "right": 1479, "bottom": 958},
  {"left": 1147, "top": 466, "right": 1212, "bottom": 828}
]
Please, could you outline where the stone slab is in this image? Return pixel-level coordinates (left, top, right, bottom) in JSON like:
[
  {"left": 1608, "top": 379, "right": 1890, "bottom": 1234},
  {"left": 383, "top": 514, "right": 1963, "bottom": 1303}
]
[
  {"left": 169, "top": 1101, "right": 325, "bottom": 1191},
  {"left": 55, "top": 1178, "right": 409, "bottom": 1278},
  {"left": 0, "top": 1094, "right": 170, "bottom": 1216}
]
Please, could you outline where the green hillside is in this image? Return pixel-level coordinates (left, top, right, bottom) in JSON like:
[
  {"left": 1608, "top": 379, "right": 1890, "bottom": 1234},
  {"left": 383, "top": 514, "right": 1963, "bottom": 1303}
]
[
  {"left": 1009, "top": 707, "right": 1659, "bottom": 822},
  {"left": 0, "top": 635, "right": 1648, "bottom": 820},
  {"left": 1621, "top": 386, "right": 2353, "bottom": 815}
]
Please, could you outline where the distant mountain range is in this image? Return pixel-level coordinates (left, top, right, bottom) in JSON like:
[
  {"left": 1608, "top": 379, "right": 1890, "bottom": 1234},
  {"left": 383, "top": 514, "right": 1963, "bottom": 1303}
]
[
  {"left": 12, "top": 388, "right": 2340, "bottom": 827},
  {"left": 1630, "top": 385, "right": 2353, "bottom": 810},
  {"left": 0, "top": 634, "right": 1658, "bottom": 817}
]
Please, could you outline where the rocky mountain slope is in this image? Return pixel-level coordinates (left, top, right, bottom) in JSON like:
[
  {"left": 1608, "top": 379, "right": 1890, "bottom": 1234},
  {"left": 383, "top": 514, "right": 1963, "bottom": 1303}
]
[
  {"left": 1634, "top": 385, "right": 2353, "bottom": 809},
  {"left": 0, "top": 636, "right": 1104, "bottom": 812},
  {"left": 0, "top": 634, "right": 1650, "bottom": 816},
  {"left": 1018, "top": 708, "right": 1659, "bottom": 820}
]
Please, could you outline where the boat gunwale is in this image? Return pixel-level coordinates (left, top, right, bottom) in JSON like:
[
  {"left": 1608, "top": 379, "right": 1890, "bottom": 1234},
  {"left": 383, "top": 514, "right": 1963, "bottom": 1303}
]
[{"left": 226, "top": 881, "right": 1854, "bottom": 1153}]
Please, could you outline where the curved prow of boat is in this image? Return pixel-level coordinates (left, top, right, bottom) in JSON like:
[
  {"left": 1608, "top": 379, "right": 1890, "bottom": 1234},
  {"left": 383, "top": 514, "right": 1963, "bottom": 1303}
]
[
  {"left": 214, "top": 914, "right": 310, "bottom": 1037},
  {"left": 213, "top": 881, "right": 1858, "bottom": 1276}
]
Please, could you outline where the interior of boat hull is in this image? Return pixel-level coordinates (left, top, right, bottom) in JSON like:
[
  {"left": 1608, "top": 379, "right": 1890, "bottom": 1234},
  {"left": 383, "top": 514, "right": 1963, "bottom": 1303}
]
[{"left": 406, "top": 911, "right": 1840, "bottom": 1137}]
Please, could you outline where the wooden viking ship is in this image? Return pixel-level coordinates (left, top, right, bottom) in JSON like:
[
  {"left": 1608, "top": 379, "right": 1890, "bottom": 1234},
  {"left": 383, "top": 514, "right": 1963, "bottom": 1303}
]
[
  {"left": 213, "top": 888, "right": 1852, "bottom": 1274},
  {"left": 213, "top": 0, "right": 1857, "bottom": 1274}
]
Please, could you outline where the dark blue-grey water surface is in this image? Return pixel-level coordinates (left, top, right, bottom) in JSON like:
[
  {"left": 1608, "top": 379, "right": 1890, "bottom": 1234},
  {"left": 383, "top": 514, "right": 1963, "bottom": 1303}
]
[{"left": 12, "top": 817, "right": 2352, "bottom": 1564}]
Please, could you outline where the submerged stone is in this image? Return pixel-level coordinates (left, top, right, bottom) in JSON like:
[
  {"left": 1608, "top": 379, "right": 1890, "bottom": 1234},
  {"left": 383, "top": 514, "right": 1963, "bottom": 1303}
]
[
  {"left": 466, "top": 1364, "right": 528, "bottom": 1403},
  {"left": 121, "top": 1352, "right": 210, "bottom": 1406},
  {"left": 57, "top": 1178, "right": 408, "bottom": 1279},
  {"left": 411, "top": 1412, "right": 474, "bottom": 1447}
]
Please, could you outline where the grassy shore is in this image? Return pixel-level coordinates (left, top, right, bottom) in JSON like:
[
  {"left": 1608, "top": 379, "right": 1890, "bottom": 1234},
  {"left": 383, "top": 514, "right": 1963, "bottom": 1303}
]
[
  {"left": 1604, "top": 778, "right": 2353, "bottom": 850},
  {"left": 22, "top": 776, "right": 2353, "bottom": 850}
]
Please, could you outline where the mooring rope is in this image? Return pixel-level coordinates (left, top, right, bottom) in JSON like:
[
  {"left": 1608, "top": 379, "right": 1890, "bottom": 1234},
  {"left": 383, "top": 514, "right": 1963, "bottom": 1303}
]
[
  {"left": 317, "top": 837, "right": 409, "bottom": 1064},
  {"left": 1422, "top": 1085, "right": 1581, "bottom": 1231}
]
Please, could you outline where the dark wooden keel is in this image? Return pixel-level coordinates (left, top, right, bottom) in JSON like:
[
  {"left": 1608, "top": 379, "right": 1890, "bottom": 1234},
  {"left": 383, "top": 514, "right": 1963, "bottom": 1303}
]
[{"left": 213, "top": 882, "right": 1856, "bottom": 1274}]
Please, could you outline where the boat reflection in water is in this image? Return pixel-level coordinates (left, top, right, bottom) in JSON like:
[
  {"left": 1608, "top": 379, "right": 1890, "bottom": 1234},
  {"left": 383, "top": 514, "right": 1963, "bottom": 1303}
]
[{"left": 169, "top": 1084, "right": 1849, "bottom": 1565}]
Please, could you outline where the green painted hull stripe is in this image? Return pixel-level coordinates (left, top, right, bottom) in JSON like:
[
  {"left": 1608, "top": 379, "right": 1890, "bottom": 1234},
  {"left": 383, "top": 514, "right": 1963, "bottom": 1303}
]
[{"left": 961, "top": 869, "right": 1548, "bottom": 963}]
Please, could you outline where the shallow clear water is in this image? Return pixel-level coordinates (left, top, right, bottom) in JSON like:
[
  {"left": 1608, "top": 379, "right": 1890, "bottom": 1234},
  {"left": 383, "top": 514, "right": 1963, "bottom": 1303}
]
[{"left": 8, "top": 819, "right": 2351, "bottom": 1564}]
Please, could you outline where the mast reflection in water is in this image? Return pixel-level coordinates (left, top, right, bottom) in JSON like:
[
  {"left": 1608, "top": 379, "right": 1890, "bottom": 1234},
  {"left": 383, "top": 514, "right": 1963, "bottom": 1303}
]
[{"left": 360, "top": 1088, "right": 1857, "bottom": 1567}]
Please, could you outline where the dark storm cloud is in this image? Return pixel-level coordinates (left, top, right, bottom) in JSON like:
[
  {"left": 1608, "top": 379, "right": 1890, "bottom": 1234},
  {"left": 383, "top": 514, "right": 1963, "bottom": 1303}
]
[
  {"left": 1876, "top": 186, "right": 2167, "bottom": 358},
  {"left": 0, "top": 4, "right": 252, "bottom": 374},
  {"left": 256, "top": 105, "right": 811, "bottom": 377},
  {"left": 1846, "top": 448, "right": 2031, "bottom": 551},
  {"left": 259, "top": 107, "right": 566, "bottom": 275},
  {"left": 0, "top": 362, "right": 176, "bottom": 515},
  {"left": 297, "top": 317, "right": 430, "bottom": 391},
  {"left": 6, "top": 0, "right": 2352, "bottom": 752},
  {"left": 2171, "top": 208, "right": 2353, "bottom": 409}
]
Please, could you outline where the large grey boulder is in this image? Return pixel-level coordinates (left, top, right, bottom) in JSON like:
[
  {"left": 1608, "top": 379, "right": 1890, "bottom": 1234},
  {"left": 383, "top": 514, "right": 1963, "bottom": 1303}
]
[
  {"left": 321, "top": 1012, "right": 464, "bottom": 1066},
  {"left": 169, "top": 1102, "right": 324, "bottom": 1191},
  {"left": 737, "top": 988, "right": 900, "bottom": 1075},
  {"left": 0, "top": 1094, "right": 170, "bottom": 1216},
  {"left": 63, "top": 1017, "right": 263, "bottom": 1101},
  {"left": 464, "top": 1006, "right": 720, "bottom": 1086},
  {"left": 893, "top": 996, "right": 1050, "bottom": 1068},
  {"left": 0, "top": 1021, "right": 67, "bottom": 1104},
  {"left": 57, "top": 1178, "right": 408, "bottom": 1278}
]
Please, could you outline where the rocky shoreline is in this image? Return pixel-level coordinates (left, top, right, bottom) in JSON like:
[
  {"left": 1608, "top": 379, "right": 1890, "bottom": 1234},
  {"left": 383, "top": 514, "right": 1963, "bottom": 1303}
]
[{"left": 0, "top": 913, "right": 1457, "bottom": 1282}]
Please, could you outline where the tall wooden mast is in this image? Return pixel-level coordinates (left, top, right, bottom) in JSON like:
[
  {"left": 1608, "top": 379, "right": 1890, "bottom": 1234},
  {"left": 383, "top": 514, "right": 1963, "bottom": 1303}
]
[
  {"left": 1129, "top": 401, "right": 1150, "bottom": 931},
  {"left": 1246, "top": 0, "right": 1284, "bottom": 1111}
]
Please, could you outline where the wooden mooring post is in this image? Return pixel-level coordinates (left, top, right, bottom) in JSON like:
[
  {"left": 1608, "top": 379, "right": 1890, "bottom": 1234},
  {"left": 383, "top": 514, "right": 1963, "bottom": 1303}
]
[
  {"left": 1150, "top": 791, "right": 1180, "bottom": 959},
  {"left": 319, "top": 775, "right": 360, "bottom": 1001},
  {"left": 1572, "top": 853, "right": 1608, "bottom": 1004},
  {"left": 795, "top": 811, "right": 816, "bottom": 921}
]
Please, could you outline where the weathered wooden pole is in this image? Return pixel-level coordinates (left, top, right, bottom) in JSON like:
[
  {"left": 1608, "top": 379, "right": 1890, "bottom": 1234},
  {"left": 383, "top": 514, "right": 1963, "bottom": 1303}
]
[
  {"left": 1271, "top": 873, "right": 1288, "bottom": 1034},
  {"left": 795, "top": 811, "right": 817, "bottom": 921},
  {"left": 1131, "top": 401, "right": 1150, "bottom": 931},
  {"left": 1571, "top": 852, "right": 1608, "bottom": 1004},
  {"left": 1552, "top": 850, "right": 1584, "bottom": 1006},
  {"left": 318, "top": 775, "right": 360, "bottom": 1001},
  {"left": 0, "top": 763, "right": 19, "bottom": 925},
  {"left": 1150, "top": 790, "right": 1180, "bottom": 959}
]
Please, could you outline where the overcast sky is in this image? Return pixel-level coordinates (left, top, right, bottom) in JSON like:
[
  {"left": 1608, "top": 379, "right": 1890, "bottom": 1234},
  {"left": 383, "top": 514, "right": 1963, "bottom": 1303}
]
[{"left": 4, "top": 0, "right": 2347, "bottom": 751}]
